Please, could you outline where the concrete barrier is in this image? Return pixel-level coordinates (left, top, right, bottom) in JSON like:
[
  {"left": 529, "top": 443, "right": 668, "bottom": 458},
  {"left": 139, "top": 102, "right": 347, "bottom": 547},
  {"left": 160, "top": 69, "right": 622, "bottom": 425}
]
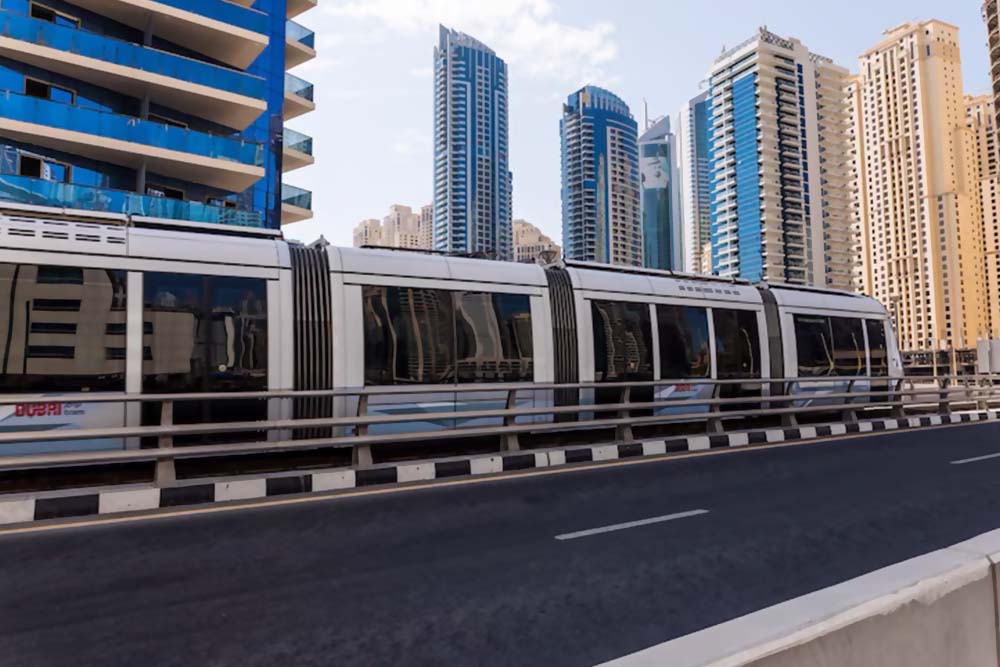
[{"left": 601, "top": 529, "right": 1000, "bottom": 667}]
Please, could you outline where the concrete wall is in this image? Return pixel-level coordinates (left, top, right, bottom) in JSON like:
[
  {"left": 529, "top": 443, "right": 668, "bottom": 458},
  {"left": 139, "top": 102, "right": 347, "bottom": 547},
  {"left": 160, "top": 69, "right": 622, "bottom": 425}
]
[{"left": 602, "top": 529, "right": 1000, "bottom": 667}]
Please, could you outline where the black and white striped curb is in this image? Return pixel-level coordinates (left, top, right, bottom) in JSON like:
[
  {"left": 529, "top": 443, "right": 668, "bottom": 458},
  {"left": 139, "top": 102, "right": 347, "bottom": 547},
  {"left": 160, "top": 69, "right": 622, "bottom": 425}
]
[{"left": 2, "top": 409, "right": 997, "bottom": 526}]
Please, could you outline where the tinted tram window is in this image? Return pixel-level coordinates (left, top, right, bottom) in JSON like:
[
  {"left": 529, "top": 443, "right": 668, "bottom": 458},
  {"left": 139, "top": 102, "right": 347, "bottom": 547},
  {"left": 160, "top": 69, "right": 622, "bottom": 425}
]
[
  {"left": 142, "top": 273, "right": 268, "bottom": 444},
  {"left": 656, "top": 304, "right": 710, "bottom": 379},
  {"left": 456, "top": 292, "right": 534, "bottom": 383},
  {"left": 713, "top": 309, "right": 761, "bottom": 379},
  {"left": 0, "top": 263, "right": 126, "bottom": 392},
  {"left": 866, "top": 319, "right": 889, "bottom": 377},
  {"left": 142, "top": 273, "right": 268, "bottom": 393},
  {"left": 363, "top": 287, "right": 534, "bottom": 385},
  {"left": 591, "top": 301, "right": 653, "bottom": 382},
  {"left": 794, "top": 314, "right": 834, "bottom": 376},
  {"left": 363, "top": 286, "right": 456, "bottom": 385},
  {"left": 831, "top": 317, "right": 865, "bottom": 376}
]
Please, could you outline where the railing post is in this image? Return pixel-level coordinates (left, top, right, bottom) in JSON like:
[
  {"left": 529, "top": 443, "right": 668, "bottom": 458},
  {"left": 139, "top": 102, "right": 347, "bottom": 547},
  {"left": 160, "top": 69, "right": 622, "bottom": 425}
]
[
  {"left": 781, "top": 381, "right": 798, "bottom": 427},
  {"left": 707, "top": 382, "right": 724, "bottom": 434},
  {"left": 616, "top": 385, "right": 634, "bottom": 442},
  {"left": 155, "top": 399, "right": 176, "bottom": 487},
  {"left": 501, "top": 388, "right": 521, "bottom": 452},
  {"left": 890, "top": 378, "right": 905, "bottom": 419},
  {"left": 842, "top": 379, "right": 858, "bottom": 424},
  {"left": 353, "top": 394, "right": 373, "bottom": 467},
  {"left": 938, "top": 377, "right": 951, "bottom": 415}
]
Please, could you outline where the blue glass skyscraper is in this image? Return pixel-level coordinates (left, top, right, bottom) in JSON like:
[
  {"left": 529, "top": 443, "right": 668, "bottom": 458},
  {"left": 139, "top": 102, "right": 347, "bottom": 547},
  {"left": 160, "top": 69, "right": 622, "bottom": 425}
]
[
  {"left": 638, "top": 115, "right": 681, "bottom": 270},
  {"left": 561, "top": 85, "right": 641, "bottom": 266},
  {"left": 0, "top": 0, "right": 315, "bottom": 229},
  {"left": 433, "top": 25, "right": 511, "bottom": 260}
]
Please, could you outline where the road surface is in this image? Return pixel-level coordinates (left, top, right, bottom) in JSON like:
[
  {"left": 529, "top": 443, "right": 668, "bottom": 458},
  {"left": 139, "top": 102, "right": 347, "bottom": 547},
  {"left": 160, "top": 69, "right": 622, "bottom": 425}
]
[{"left": 4, "top": 422, "right": 1000, "bottom": 666}]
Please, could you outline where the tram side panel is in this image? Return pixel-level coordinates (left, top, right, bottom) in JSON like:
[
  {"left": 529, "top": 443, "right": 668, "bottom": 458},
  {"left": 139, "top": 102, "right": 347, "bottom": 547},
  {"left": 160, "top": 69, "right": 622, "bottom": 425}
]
[{"left": 329, "top": 248, "right": 553, "bottom": 438}]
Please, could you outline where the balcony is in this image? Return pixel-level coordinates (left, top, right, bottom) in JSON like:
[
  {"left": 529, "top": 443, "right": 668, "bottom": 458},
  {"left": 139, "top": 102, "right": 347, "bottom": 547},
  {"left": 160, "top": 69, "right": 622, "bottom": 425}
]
[
  {"left": 285, "top": 0, "right": 317, "bottom": 19},
  {"left": 282, "top": 127, "right": 314, "bottom": 172},
  {"left": 281, "top": 183, "right": 312, "bottom": 224},
  {"left": 0, "top": 11, "right": 266, "bottom": 129},
  {"left": 0, "top": 91, "right": 264, "bottom": 191},
  {"left": 286, "top": 20, "right": 316, "bottom": 69},
  {"left": 62, "top": 0, "right": 268, "bottom": 69},
  {"left": 284, "top": 73, "right": 316, "bottom": 120},
  {"left": 0, "top": 174, "right": 263, "bottom": 227}
]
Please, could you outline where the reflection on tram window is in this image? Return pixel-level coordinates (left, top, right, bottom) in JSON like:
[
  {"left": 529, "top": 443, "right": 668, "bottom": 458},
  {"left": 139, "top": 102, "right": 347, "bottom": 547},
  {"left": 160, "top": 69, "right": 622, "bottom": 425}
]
[
  {"left": 456, "top": 292, "right": 533, "bottom": 383},
  {"left": 363, "top": 286, "right": 456, "bottom": 385},
  {"left": 362, "top": 286, "right": 535, "bottom": 385},
  {"left": 591, "top": 300, "right": 653, "bottom": 382},
  {"left": 142, "top": 273, "right": 268, "bottom": 393},
  {"left": 713, "top": 308, "right": 761, "bottom": 379},
  {"left": 866, "top": 319, "right": 889, "bottom": 377},
  {"left": 0, "top": 263, "right": 126, "bottom": 392},
  {"left": 656, "top": 304, "right": 710, "bottom": 379}
]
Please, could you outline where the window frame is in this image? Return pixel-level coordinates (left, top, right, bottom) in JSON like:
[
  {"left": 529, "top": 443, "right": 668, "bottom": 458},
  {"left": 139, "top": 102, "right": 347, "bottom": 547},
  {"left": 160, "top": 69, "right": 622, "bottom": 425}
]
[{"left": 29, "top": 2, "right": 81, "bottom": 28}]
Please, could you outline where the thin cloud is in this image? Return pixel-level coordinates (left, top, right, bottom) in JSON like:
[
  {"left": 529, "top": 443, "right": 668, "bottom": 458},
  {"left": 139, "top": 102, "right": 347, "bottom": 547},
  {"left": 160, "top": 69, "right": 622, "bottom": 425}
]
[{"left": 326, "top": 0, "right": 619, "bottom": 86}]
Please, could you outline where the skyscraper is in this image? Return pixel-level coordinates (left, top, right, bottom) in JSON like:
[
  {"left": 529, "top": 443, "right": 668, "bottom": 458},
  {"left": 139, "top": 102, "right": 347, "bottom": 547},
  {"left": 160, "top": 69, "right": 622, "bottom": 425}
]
[
  {"left": 850, "top": 21, "right": 986, "bottom": 351},
  {"left": 707, "top": 27, "right": 852, "bottom": 287},
  {"left": 984, "top": 1, "right": 1000, "bottom": 129},
  {"left": 638, "top": 115, "right": 681, "bottom": 270},
  {"left": 561, "top": 85, "right": 642, "bottom": 266},
  {"left": 677, "top": 92, "right": 713, "bottom": 273},
  {"left": 0, "top": 0, "right": 316, "bottom": 230},
  {"left": 966, "top": 95, "right": 1000, "bottom": 338},
  {"left": 433, "top": 25, "right": 511, "bottom": 260}
]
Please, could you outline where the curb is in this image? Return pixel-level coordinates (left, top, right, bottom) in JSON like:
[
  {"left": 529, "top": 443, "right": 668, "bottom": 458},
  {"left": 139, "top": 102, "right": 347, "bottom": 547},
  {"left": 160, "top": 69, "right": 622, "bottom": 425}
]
[{"left": 2, "top": 410, "right": 997, "bottom": 527}]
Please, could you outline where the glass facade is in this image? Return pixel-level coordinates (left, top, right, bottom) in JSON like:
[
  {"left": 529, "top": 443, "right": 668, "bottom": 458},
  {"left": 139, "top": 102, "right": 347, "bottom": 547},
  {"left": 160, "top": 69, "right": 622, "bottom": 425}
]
[
  {"left": 0, "top": 0, "right": 315, "bottom": 229},
  {"left": 639, "top": 116, "right": 680, "bottom": 270},
  {"left": 433, "top": 26, "right": 512, "bottom": 260},
  {"left": 561, "top": 86, "right": 641, "bottom": 266}
]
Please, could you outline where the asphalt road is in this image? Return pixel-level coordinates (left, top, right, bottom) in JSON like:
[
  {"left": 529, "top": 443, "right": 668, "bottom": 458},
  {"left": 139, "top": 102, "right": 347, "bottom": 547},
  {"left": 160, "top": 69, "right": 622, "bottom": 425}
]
[{"left": 5, "top": 422, "right": 1000, "bottom": 666}]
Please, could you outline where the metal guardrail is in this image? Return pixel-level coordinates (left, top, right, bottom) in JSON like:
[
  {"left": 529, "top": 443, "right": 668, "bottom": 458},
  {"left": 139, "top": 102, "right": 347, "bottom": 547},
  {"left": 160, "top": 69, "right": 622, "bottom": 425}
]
[{"left": 0, "top": 375, "right": 997, "bottom": 486}]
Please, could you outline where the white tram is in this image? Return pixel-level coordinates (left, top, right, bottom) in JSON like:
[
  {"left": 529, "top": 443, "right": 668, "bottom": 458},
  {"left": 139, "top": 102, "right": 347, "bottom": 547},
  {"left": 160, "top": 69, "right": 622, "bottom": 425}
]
[{"left": 0, "top": 207, "right": 903, "bottom": 455}]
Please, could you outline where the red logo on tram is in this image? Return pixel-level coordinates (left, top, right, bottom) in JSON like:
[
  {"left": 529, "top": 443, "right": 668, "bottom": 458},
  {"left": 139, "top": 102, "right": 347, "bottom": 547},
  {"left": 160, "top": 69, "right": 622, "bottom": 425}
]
[{"left": 14, "top": 403, "right": 63, "bottom": 418}]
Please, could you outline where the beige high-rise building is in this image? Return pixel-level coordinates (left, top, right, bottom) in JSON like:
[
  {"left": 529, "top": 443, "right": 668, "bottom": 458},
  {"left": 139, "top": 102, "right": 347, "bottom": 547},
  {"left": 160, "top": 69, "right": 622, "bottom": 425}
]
[
  {"left": 353, "top": 205, "right": 432, "bottom": 250},
  {"left": 850, "top": 20, "right": 987, "bottom": 352},
  {"left": 513, "top": 220, "right": 561, "bottom": 264},
  {"left": 353, "top": 219, "right": 383, "bottom": 248},
  {"left": 382, "top": 205, "right": 423, "bottom": 249},
  {"left": 967, "top": 94, "right": 1000, "bottom": 337},
  {"left": 420, "top": 204, "right": 434, "bottom": 251},
  {"left": 984, "top": 1, "right": 1000, "bottom": 128}
]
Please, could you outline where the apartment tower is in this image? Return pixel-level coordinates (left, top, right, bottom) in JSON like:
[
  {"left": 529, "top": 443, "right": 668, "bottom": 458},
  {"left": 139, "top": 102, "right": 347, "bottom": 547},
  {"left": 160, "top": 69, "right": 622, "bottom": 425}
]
[
  {"left": 707, "top": 27, "right": 852, "bottom": 287},
  {"left": 433, "top": 26, "right": 512, "bottom": 260},
  {"left": 851, "top": 21, "right": 986, "bottom": 351},
  {"left": 0, "top": 0, "right": 316, "bottom": 229},
  {"left": 677, "top": 92, "right": 713, "bottom": 274},
  {"left": 561, "top": 85, "right": 642, "bottom": 266}
]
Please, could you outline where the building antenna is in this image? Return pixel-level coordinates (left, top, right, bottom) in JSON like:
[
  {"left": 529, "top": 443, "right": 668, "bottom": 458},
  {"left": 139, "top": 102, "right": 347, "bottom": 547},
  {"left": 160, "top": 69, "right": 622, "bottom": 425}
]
[{"left": 643, "top": 98, "right": 649, "bottom": 130}]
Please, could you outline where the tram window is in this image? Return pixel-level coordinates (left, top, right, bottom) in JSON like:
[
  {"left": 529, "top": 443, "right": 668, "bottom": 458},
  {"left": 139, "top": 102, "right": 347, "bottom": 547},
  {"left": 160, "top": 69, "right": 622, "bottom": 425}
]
[
  {"left": 591, "top": 300, "right": 653, "bottom": 382},
  {"left": 713, "top": 308, "right": 761, "bottom": 379},
  {"left": 456, "top": 292, "right": 533, "bottom": 383},
  {"left": 363, "top": 286, "right": 455, "bottom": 385},
  {"left": 656, "top": 304, "right": 710, "bottom": 379},
  {"left": 831, "top": 317, "right": 865, "bottom": 376},
  {"left": 866, "top": 319, "right": 889, "bottom": 377},
  {"left": 794, "top": 314, "right": 834, "bottom": 376},
  {"left": 0, "top": 263, "right": 126, "bottom": 392},
  {"left": 142, "top": 273, "right": 268, "bottom": 394}
]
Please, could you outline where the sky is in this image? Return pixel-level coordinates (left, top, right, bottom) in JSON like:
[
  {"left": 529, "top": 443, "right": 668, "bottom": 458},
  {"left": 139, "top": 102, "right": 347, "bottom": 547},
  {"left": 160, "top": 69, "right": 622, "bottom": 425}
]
[{"left": 285, "top": 0, "right": 992, "bottom": 247}]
